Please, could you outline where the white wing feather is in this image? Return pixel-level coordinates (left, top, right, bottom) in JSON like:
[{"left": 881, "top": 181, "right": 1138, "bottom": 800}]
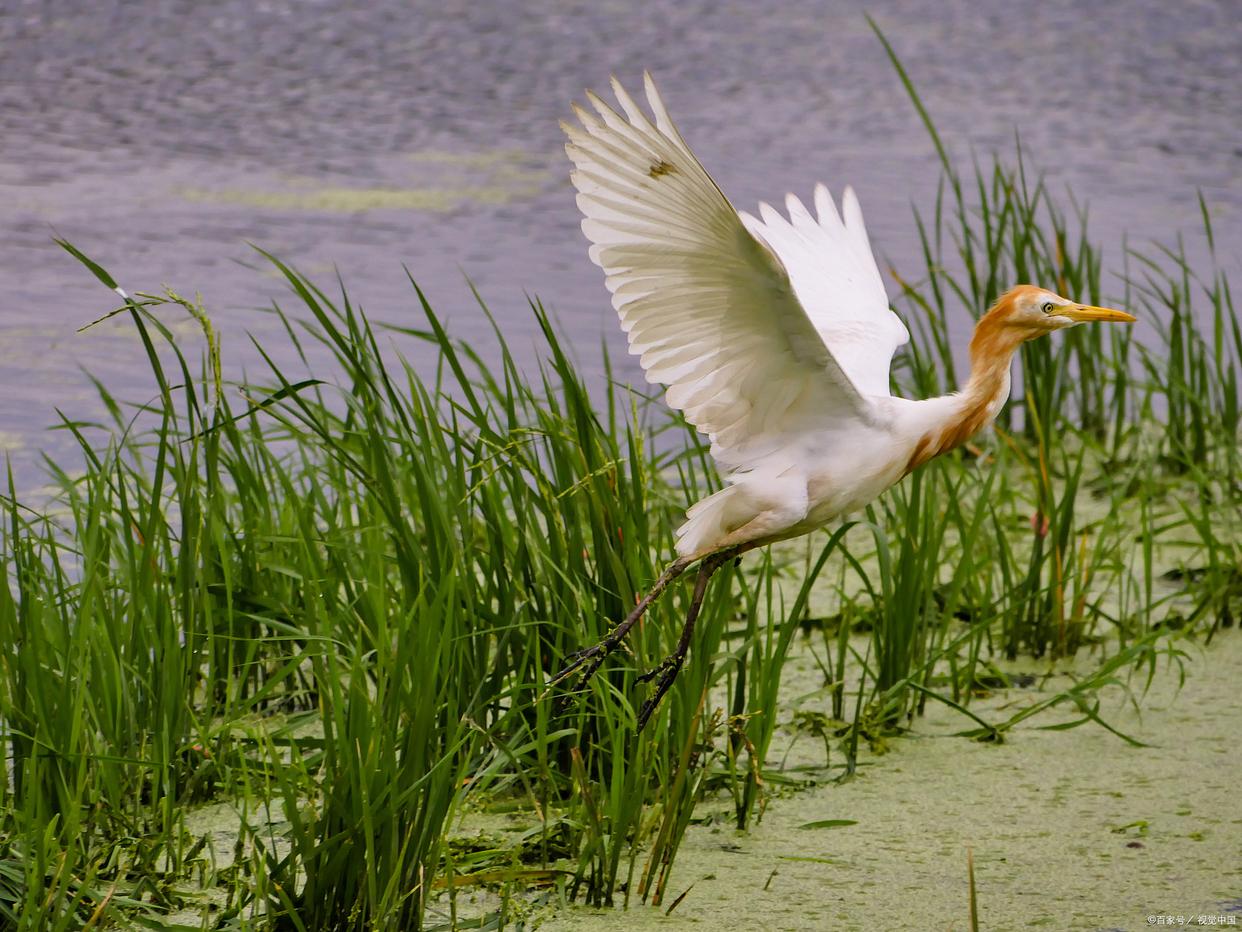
[
  {"left": 740, "top": 186, "right": 909, "bottom": 397},
  {"left": 564, "top": 74, "right": 901, "bottom": 470}
]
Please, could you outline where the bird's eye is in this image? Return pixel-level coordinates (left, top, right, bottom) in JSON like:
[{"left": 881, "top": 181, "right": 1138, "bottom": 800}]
[{"left": 1041, "top": 302, "right": 1055, "bottom": 314}]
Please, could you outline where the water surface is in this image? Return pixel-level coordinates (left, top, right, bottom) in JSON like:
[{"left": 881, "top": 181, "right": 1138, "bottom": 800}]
[{"left": 2, "top": 0, "right": 1239, "bottom": 481}]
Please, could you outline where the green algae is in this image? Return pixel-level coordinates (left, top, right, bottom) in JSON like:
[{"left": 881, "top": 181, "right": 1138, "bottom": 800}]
[
  {"left": 179, "top": 147, "right": 546, "bottom": 213},
  {"left": 535, "top": 632, "right": 1242, "bottom": 932},
  {"left": 407, "top": 148, "right": 531, "bottom": 168},
  {"left": 180, "top": 182, "right": 536, "bottom": 213}
]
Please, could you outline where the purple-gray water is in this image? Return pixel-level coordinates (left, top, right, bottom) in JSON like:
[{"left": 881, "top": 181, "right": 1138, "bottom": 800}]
[{"left": 2, "top": 0, "right": 1239, "bottom": 484}]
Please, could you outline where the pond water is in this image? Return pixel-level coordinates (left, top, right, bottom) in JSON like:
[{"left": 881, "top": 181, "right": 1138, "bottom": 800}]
[{"left": 2, "top": 0, "right": 1239, "bottom": 483}]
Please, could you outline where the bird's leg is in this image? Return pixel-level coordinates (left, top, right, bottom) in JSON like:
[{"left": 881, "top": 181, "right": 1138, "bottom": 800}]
[
  {"left": 551, "top": 555, "right": 694, "bottom": 691},
  {"left": 634, "top": 548, "right": 734, "bottom": 730}
]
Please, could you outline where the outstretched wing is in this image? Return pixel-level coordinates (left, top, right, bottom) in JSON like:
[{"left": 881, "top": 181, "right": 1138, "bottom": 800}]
[
  {"left": 564, "top": 74, "right": 898, "bottom": 470},
  {"left": 740, "top": 186, "right": 908, "bottom": 397}
]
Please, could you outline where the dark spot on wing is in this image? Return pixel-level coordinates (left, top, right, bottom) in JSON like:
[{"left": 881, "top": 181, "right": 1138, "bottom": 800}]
[{"left": 649, "top": 160, "right": 677, "bottom": 178}]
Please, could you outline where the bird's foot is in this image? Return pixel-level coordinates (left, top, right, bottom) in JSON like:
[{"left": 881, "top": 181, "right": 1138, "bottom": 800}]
[
  {"left": 550, "top": 637, "right": 621, "bottom": 714},
  {"left": 548, "top": 554, "right": 702, "bottom": 719},
  {"left": 550, "top": 641, "right": 606, "bottom": 687},
  {"left": 635, "top": 649, "right": 688, "bottom": 730},
  {"left": 634, "top": 651, "right": 679, "bottom": 685}
]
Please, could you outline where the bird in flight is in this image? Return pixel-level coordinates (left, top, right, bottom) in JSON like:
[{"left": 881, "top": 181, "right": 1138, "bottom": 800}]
[{"left": 556, "top": 74, "right": 1135, "bottom": 727}]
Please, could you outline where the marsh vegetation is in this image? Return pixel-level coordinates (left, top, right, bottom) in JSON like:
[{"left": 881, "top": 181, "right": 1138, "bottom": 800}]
[{"left": 1, "top": 59, "right": 1238, "bottom": 931}]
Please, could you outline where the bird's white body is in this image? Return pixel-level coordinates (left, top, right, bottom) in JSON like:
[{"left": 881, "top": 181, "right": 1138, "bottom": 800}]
[
  {"left": 673, "top": 391, "right": 983, "bottom": 558},
  {"left": 563, "top": 73, "right": 1011, "bottom": 560}
]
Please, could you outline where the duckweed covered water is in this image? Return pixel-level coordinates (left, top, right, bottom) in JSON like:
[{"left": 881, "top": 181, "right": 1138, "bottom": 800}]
[{"left": 532, "top": 633, "right": 1241, "bottom": 931}]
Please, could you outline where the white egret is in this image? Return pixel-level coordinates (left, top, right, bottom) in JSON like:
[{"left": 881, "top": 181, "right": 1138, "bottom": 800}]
[{"left": 556, "top": 74, "right": 1135, "bottom": 727}]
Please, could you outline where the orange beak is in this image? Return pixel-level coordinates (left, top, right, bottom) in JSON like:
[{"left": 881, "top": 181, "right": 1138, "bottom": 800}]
[{"left": 1061, "top": 304, "right": 1136, "bottom": 323}]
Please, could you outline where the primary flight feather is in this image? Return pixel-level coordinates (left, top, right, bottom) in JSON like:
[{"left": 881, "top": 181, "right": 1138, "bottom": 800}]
[{"left": 557, "top": 73, "right": 1135, "bottom": 727}]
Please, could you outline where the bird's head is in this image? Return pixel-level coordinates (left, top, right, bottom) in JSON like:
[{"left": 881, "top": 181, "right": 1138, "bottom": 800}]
[{"left": 987, "top": 284, "right": 1136, "bottom": 340}]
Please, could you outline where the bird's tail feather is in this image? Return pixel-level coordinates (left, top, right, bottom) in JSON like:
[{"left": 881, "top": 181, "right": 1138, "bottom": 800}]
[{"left": 674, "top": 485, "right": 749, "bottom": 559}]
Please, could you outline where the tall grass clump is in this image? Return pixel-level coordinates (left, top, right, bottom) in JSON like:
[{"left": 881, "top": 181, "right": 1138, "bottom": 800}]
[{"left": 0, "top": 244, "right": 783, "bottom": 927}]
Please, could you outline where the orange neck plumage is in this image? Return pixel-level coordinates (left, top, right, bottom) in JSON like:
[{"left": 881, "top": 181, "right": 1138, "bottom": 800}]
[{"left": 904, "top": 292, "right": 1028, "bottom": 474}]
